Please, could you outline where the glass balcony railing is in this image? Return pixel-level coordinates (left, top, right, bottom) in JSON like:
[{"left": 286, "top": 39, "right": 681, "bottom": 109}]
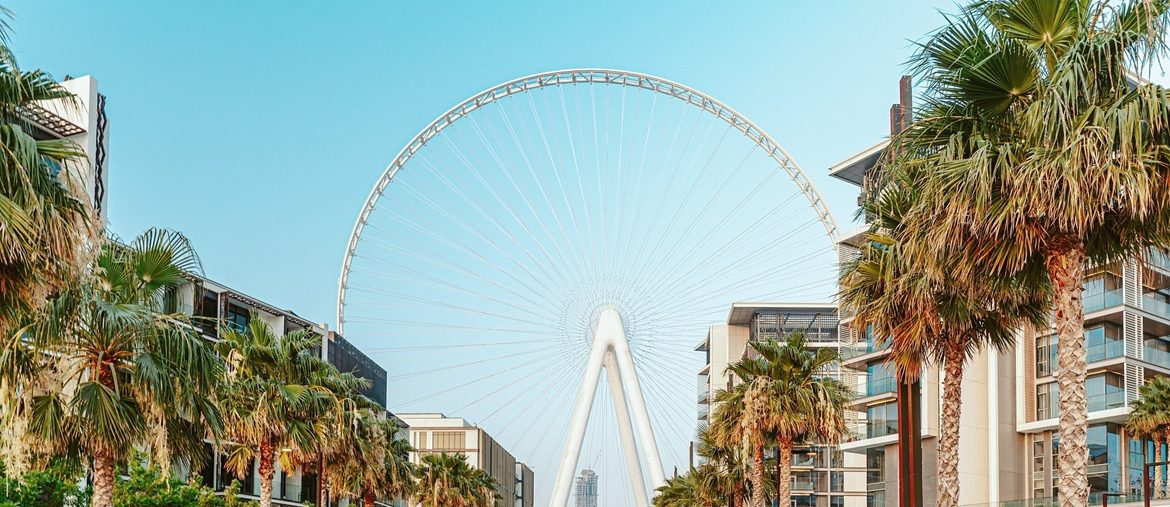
[
  {"left": 1145, "top": 345, "right": 1170, "bottom": 368},
  {"left": 1145, "top": 295, "right": 1170, "bottom": 319},
  {"left": 856, "top": 377, "right": 897, "bottom": 399},
  {"left": 1084, "top": 290, "right": 1123, "bottom": 313},
  {"left": 1086, "top": 340, "right": 1124, "bottom": 363},
  {"left": 866, "top": 421, "right": 897, "bottom": 439},
  {"left": 791, "top": 479, "right": 816, "bottom": 491},
  {"left": 791, "top": 453, "right": 816, "bottom": 467},
  {"left": 1088, "top": 391, "right": 1126, "bottom": 412},
  {"left": 1150, "top": 248, "right": 1170, "bottom": 273}
]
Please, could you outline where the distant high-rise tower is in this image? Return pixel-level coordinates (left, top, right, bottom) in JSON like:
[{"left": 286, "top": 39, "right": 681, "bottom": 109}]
[{"left": 574, "top": 469, "right": 598, "bottom": 507}]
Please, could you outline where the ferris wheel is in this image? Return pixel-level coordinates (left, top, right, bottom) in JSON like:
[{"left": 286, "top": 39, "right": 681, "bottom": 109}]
[{"left": 337, "top": 69, "right": 839, "bottom": 507}]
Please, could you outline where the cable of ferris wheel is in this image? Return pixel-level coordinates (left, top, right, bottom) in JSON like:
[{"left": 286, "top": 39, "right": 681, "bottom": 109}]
[
  {"left": 387, "top": 344, "right": 563, "bottom": 380},
  {"left": 637, "top": 224, "right": 829, "bottom": 317},
  {"left": 632, "top": 161, "right": 787, "bottom": 302},
  {"left": 410, "top": 156, "right": 576, "bottom": 291},
  {"left": 346, "top": 262, "right": 558, "bottom": 324},
  {"left": 393, "top": 346, "right": 571, "bottom": 408},
  {"left": 368, "top": 191, "right": 563, "bottom": 304},
  {"left": 494, "top": 98, "right": 586, "bottom": 286},
  {"left": 477, "top": 352, "right": 581, "bottom": 427},
  {"left": 628, "top": 188, "right": 807, "bottom": 309},
  {"left": 560, "top": 86, "right": 600, "bottom": 277},
  {"left": 359, "top": 339, "right": 553, "bottom": 353},
  {"left": 464, "top": 114, "right": 587, "bottom": 285},
  {"left": 622, "top": 122, "right": 733, "bottom": 295},
  {"left": 352, "top": 227, "right": 557, "bottom": 313},
  {"left": 615, "top": 101, "right": 709, "bottom": 298},
  {"left": 630, "top": 216, "right": 822, "bottom": 317},
  {"left": 342, "top": 316, "right": 555, "bottom": 336},
  {"left": 344, "top": 285, "right": 554, "bottom": 329},
  {"left": 504, "top": 359, "right": 581, "bottom": 440},
  {"left": 449, "top": 346, "right": 581, "bottom": 415},
  {"left": 437, "top": 129, "right": 582, "bottom": 289}
]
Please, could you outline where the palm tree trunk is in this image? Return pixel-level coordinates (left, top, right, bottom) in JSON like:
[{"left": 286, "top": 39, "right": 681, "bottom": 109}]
[
  {"left": 1046, "top": 241, "right": 1089, "bottom": 507},
  {"left": 752, "top": 440, "right": 765, "bottom": 507},
  {"left": 91, "top": 449, "right": 116, "bottom": 507},
  {"left": 776, "top": 440, "right": 793, "bottom": 507},
  {"left": 317, "top": 459, "right": 328, "bottom": 507},
  {"left": 937, "top": 339, "right": 965, "bottom": 507},
  {"left": 258, "top": 438, "right": 276, "bottom": 507},
  {"left": 1156, "top": 436, "right": 1165, "bottom": 499}
]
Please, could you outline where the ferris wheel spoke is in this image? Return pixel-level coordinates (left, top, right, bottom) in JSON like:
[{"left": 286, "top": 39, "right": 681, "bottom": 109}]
[
  {"left": 395, "top": 346, "right": 572, "bottom": 408},
  {"left": 346, "top": 285, "right": 556, "bottom": 329},
  {"left": 450, "top": 347, "right": 580, "bottom": 415},
  {"left": 368, "top": 197, "right": 563, "bottom": 303},
  {"left": 389, "top": 345, "right": 563, "bottom": 381}
]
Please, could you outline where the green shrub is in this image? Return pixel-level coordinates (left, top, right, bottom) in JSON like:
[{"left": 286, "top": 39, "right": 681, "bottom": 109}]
[{"left": 0, "top": 461, "right": 88, "bottom": 507}]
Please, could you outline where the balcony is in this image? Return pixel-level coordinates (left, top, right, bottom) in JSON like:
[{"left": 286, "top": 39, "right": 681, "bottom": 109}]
[
  {"left": 1146, "top": 344, "right": 1170, "bottom": 369},
  {"left": 1146, "top": 295, "right": 1170, "bottom": 320},
  {"left": 1086, "top": 339, "right": 1124, "bottom": 363},
  {"left": 867, "top": 420, "right": 897, "bottom": 439},
  {"left": 863, "top": 377, "right": 897, "bottom": 398},
  {"left": 792, "top": 453, "right": 816, "bottom": 468},
  {"left": 1150, "top": 249, "right": 1170, "bottom": 273},
  {"left": 1084, "top": 290, "right": 1123, "bottom": 314},
  {"left": 1087, "top": 390, "right": 1126, "bottom": 412},
  {"left": 791, "top": 479, "right": 816, "bottom": 491}
]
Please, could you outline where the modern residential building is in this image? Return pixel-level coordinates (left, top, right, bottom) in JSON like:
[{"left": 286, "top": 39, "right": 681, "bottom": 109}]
[
  {"left": 829, "top": 76, "right": 1170, "bottom": 505},
  {"left": 695, "top": 302, "right": 866, "bottom": 507},
  {"left": 574, "top": 468, "right": 598, "bottom": 507},
  {"left": 399, "top": 413, "right": 534, "bottom": 507},
  {"left": 29, "top": 75, "right": 110, "bottom": 220},
  {"left": 169, "top": 273, "right": 392, "bottom": 506}
]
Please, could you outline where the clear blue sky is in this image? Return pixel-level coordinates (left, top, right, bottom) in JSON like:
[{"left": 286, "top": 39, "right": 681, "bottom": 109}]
[{"left": 7, "top": 1, "right": 957, "bottom": 328}]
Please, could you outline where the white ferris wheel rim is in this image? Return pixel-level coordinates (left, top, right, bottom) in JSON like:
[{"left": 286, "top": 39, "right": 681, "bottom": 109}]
[{"left": 336, "top": 68, "right": 840, "bottom": 334}]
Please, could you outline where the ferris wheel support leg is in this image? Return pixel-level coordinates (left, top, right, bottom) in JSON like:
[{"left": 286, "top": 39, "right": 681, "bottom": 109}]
[
  {"left": 549, "top": 327, "right": 608, "bottom": 507},
  {"left": 607, "top": 309, "right": 667, "bottom": 491},
  {"left": 604, "top": 350, "right": 650, "bottom": 507}
]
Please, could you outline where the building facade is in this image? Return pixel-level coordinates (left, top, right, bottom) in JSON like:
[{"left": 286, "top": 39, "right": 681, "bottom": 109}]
[
  {"left": 399, "top": 413, "right": 534, "bottom": 507},
  {"left": 696, "top": 302, "right": 867, "bottom": 507},
  {"left": 171, "top": 274, "right": 392, "bottom": 506},
  {"left": 29, "top": 75, "right": 110, "bottom": 220},
  {"left": 829, "top": 76, "right": 1170, "bottom": 506},
  {"left": 574, "top": 468, "right": 598, "bottom": 507}
]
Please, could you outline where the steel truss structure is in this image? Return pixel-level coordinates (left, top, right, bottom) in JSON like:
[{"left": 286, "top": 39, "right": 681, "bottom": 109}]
[{"left": 336, "top": 68, "right": 840, "bottom": 332}]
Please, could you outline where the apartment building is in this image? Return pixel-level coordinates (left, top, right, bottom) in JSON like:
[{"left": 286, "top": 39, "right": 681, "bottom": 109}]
[
  {"left": 398, "top": 413, "right": 534, "bottom": 507},
  {"left": 27, "top": 75, "right": 110, "bottom": 219},
  {"left": 695, "top": 302, "right": 867, "bottom": 507},
  {"left": 169, "top": 274, "right": 392, "bottom": 505},
  {"left": 829, "top": 76, "right": 1170, "bottom": 506},
  {"left": 574, "top": 468, "right": 598, "bottom": 507}
]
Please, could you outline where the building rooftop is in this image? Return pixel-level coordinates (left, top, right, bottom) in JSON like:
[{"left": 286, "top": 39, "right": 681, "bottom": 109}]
[
  {"left": 828, "top": 140, "right": 888, "bottom": 186},
  {"left": 726, "top": 301, "right": 836, "bottom": 325}
]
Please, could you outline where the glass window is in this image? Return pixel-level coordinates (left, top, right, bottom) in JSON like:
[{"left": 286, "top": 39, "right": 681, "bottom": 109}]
[
  {"left": 1037, "top": 382, "right": 1059, "bottom": 420},
  {"left": 225, "top": 304, "right": 250, "bottom": 333},
  {"left": 830, "top": 496, "right": 845, "bottom": 507},
  {"left": 867, "top": 490, "right": 886, "bottom": 507},
  {"left": 866, "top": 363, "right": 896, "bottom": 396},
  {"left": 1085, "top": 323, "right": 1123, "bottom": 362},
  {"left": 866, "top": 449, "right": 884, "bottom": 485},
  {"left": 1036, "top": 335, "right": 1058, "bottom": 377},
  {"left": 1087, "top": 372, "right": 1125, "bottom": 412},
  {"left": 432, "top": 431, "right": 466, "bottom": 449},
  {"left": 830, "top": 471, "right": 844, "bottom": 492},
  {"left": 1087, "top": 424, "right": 1122, "bottom": 496},
  {"left": 866, "top": 403, "right": 898, "bottom": 438}
]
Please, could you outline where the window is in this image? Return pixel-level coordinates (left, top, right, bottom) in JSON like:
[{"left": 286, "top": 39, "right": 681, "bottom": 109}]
[
  {"left": 1036, "top": 382, "right": 1059, "bottom": 420},
  {"left": 1145, "top": 334, "right": 1170, "bottom": 368},
  {"left": 432, "top": 431, "right": 466, "bottom": 450},
  {"left": 1084, "top": 275, "right": 1123, "bottom": 312},
  {"left": 830, "top": 497, "right": 845, "bottom": 507},
  {"left": 866, "top": 449, "right": 884, "bottom": 485},
  {"left": 830, "top": 471, "right": 844, "bottom": 492},
  {"left": 1087, "top": 424, "right": 1122, "bottom": 496},
  {"left": 1036, "top": 335, "right": 1057, "bottom": 377},
  {"left": 1086, "top": 372, "right": 1125, "bottom": 412},
  {"left": 1085, "top": 323, "right": 1123, "bottom": 362},
  {"left": 225, "top": 304, "right": 250, "bottom": 333},
  {"left": 1033, "top": 434, "right": 1048, "bottom": 498},
  {"left": 867, "top": 490, "right": 886, "bottom": 507},
  {"left": 866, "top": 403, "right": 898, "bottom": 438},
  {"left": 866, "top": 363, "right": 896, "bottom": 396}
]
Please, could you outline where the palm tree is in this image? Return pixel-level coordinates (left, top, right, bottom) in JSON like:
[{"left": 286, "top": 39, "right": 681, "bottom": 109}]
[
  {"left": 882, "top": 1, "right": 1170, "bottom": 503},
  {"left": 327, "top": 415, "right": 416, "bottom": 507},
  {"left": 8, "top": 228, "right": 223, "bottom": 507},
  {"left": 0, "top": 7, "right": 95, "bottom": 342},
  {"left": 217, "top": 318, "right": 339, "bottom": 507},
  {"left": 695, "top": 424, "right": 749, "bottom": 506},
  {"left": 711, "top": 333, "right": 850, "bottom": 507},
  {"left": 840, "top": 187, "right": 1049, "bottom": 507},
  {"left": 414, "top": 452, "right": 497, "bottom": 507},
  {"left": 1128, "top": 377, "right": 1170, "bottom": 498},
  {"left": 652, "top": 464, "right": 724, "bottom": 507}
]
